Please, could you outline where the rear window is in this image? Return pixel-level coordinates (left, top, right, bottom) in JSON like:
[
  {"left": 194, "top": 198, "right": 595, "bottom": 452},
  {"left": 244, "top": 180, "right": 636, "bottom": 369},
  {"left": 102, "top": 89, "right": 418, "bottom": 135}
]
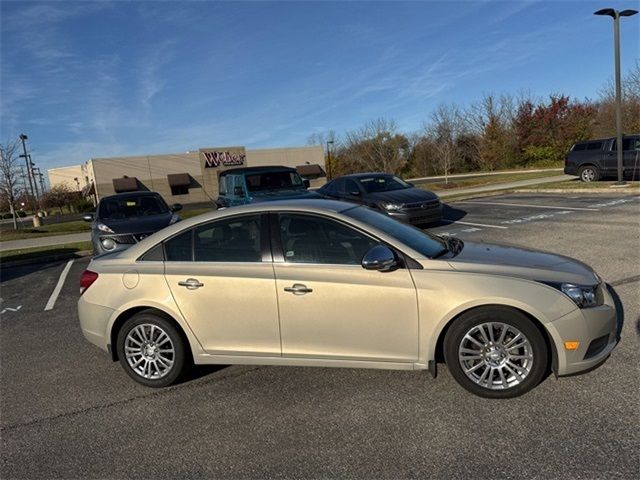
[
  {"left": 245, "top": 171, "right": 304, "bottom": 192},
  {"left": 587, "top": 142, "right": 603, "bottom": 151},
  {"left": 572, "top": 143, "right": 587, "bottom": 151}
]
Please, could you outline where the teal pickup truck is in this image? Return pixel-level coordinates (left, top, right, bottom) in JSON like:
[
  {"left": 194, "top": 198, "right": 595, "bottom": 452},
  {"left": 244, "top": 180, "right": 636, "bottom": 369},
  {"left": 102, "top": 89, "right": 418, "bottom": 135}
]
[{"left": 216, "top": 166, "right": 322, "bottom": 207}]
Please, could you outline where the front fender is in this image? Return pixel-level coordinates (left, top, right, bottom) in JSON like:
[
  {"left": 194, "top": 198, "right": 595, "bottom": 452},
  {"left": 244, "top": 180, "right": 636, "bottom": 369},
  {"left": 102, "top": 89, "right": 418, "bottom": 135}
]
[{"left": 408, "top": 270, "right": 577, "bottom": 365}]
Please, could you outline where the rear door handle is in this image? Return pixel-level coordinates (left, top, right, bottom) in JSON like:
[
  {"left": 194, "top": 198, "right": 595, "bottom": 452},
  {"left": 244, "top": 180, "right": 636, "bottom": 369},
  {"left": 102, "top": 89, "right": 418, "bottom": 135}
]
[
  {"left": 284, "top": 283, "right": 313, "bottom": 295},
  {"left": 178, "top": 278, "right": 204, "bottom": 289}
]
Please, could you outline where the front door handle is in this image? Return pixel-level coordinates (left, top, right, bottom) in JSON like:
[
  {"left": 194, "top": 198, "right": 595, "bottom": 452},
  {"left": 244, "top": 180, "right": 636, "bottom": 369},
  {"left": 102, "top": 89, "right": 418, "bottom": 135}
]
[
  {"left": 178, "top": 278, "right": 204, "bottom": 289},
  {"left": 284, "top": 283, "right": 313, "bottom": 295}
]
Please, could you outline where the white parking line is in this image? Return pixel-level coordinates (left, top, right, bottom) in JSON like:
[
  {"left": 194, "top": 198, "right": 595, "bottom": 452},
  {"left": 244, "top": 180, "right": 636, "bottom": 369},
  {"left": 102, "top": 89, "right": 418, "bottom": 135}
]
[
  {"left": 44, "top": 260, "right": 74, "bottom": 311},
  {"left": 441, "top": 220, "right": 508, "bottom": 229},
  {"left": 455, "top": 201, "right": 599, "bottom": 211}
]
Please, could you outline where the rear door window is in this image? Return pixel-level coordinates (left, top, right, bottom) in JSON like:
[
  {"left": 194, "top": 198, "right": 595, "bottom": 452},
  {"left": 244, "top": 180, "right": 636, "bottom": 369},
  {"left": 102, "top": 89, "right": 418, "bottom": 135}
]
[
  {"left": 194, "top": 215, "right": 262, "bottom": 262},
  {"left": 587, "top": 142, "right": 603, "bottom": 150}
]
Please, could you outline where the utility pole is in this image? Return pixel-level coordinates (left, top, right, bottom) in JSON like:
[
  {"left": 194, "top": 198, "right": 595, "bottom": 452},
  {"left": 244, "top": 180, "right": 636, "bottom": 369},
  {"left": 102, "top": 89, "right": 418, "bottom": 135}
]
[
  {"left": 326, "top": 140, "right": 334, "bottom": 180},
  {"left": 19, "top": 134, "right": 36, "bottom": 206},
  {"left": 29, "top": 156, "right": 40, "bottom": 199},
  {"left": 34, "top": 167, "right": 46, "bottom": 194}
]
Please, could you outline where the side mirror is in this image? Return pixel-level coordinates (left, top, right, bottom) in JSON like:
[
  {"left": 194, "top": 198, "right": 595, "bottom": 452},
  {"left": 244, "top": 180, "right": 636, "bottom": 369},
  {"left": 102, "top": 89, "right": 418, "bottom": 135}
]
[
  {"left": 82, "top": 213, "right": 94, "bottom": 222},
  {"left": 361, "top": 245, "right": 398, "bottom": 272},
  {"left": 171, "top": 203, "right": 183, "bottom": 212},
  {"left": 303, "top": 179, "right": 310, "bottom": 189},
  {"left": 233, "top": 186, "right": 245, "bottom": 196}
]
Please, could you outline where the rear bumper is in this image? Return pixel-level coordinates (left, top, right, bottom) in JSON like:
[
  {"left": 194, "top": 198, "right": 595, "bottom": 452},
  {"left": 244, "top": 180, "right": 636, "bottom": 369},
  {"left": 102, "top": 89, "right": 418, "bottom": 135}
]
[
  {"left": 564, "top": 164, "right": 578, "bottom": 176},
  {"left": 78, "top": 296, "right": 114, "bottom": 352},
  {"left": 545, "top": 285, "right": 619, "bottom": 376},
  {"left": 388, "top": 204, "right": 443, "bottom": 225}
]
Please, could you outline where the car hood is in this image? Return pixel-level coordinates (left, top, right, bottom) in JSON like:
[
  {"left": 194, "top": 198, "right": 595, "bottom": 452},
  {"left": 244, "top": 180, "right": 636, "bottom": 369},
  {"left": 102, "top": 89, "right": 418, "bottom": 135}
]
[
  {"left": 365, "top": 187, "right": 439, "bottom": 205},
  {"left": 97, "top": 213, "right": 174, "bottom": 234},
  {"left": 446, "top": 241, "right": 599, "bottom": 285},
  {"left": 250, "top": 189, "right": 323, "bottom": 202}
]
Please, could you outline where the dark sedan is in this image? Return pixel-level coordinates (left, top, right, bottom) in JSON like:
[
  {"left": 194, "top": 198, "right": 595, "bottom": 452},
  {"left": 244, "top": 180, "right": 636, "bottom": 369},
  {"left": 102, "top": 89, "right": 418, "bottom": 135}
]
[
  {"left": 84, "top": 191, "right": 182, "bottom": 255},
  {"left": 318, "top": 173, "right": 442, "bottom": 226}
]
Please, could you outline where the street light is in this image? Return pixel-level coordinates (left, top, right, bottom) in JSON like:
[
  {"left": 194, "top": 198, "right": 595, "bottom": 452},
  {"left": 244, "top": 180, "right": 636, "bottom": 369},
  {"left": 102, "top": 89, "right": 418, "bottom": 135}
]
[
  {"left": 594, "top": 7, "right": 638, "bottom": 185},
  {"left": 18, "top": 133, "right": 37, "bottom": 204},
  {"left": 326, "top": 140, "right": 334, "bottom": 180}
]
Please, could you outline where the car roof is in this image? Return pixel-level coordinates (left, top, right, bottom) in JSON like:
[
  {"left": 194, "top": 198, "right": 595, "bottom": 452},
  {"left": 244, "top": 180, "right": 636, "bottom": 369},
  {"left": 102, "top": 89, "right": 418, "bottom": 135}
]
[
  {"left": 100, "top": 191, "right": 161, "bottom": 201},
  {"left": 575, "top": 134, "right": 640, "bottom": 143},
  {"left": 219, "top": 166, "right": 296, "bottom": 176},
  {"left": 338, "top": 172, "right": 395, "bottom": 180}
]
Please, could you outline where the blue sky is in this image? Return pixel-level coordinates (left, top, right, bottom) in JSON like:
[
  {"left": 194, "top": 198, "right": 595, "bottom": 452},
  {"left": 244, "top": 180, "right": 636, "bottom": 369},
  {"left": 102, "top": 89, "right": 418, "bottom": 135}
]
[{"left": 1, "top": 0, "right": 638, "bottom": 171}]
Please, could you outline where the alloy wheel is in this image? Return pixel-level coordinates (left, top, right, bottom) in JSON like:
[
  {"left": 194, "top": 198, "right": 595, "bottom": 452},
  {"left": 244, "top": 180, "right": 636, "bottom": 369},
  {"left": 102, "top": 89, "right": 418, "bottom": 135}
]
[
  {"left": 458, "top": 322, "right": 534, "bottom": 390},
  {"left": 124, "top": 323, "right": 175, "bottom": 379},
  {"left": 581, "top": 168, "right": 596, "bottom": 182}
]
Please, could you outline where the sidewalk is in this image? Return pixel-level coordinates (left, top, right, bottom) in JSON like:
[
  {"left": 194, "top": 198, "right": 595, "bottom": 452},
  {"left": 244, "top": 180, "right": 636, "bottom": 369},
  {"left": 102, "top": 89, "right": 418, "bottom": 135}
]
[
  {"left": 437, "top": 174, "right": 572, "bottom": 198},
  {"left": 0, "top": 232, "right": 90, "bottom": 252}
]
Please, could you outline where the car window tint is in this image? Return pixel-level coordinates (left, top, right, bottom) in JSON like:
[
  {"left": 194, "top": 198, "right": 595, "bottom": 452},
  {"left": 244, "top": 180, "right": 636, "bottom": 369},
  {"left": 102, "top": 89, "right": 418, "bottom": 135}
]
[
  {"left": 622, "top": 138, "right": 640, "bottom": 151},
  {"left": 342, "top": 179, "right": 360, "bottom": 195},
  {"left": 330, "top": 178, "right": 345, "bottom": 195},
  {"left": 573, "top": 143, "right": 587, "bottom": 151},
  {"left": 165, "top": 230, "right": 193, "bottom": 261},
  {"left": 587, "top": 142, "right": 603, "bottom": 150},
  {"left": 279, "top": 214, "right": 378, "bottom": 265},
  {"left": 194, "top": 215, "right": 262, "bottom": 262}
]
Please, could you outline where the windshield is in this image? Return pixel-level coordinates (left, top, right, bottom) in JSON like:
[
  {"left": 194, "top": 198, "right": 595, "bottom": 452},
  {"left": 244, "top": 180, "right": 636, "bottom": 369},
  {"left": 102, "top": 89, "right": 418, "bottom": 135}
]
[
  {"left": 98, "top": 195, "right": 169, "bottom": 220},
  {"left": 343, "top": 206, "right": 447, "bottom": 258},
  {"left": 358, "top": 175, "right": 411, "bottom": 193},
  {"left": 245, "top": 171, "right": 304, "bottom": 192}
]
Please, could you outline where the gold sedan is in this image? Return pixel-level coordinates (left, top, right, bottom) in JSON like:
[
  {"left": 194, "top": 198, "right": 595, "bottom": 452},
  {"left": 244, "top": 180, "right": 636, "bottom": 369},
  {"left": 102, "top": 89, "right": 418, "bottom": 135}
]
[{"left": 78, "top": 200, "right": 619, "bottom": 398}]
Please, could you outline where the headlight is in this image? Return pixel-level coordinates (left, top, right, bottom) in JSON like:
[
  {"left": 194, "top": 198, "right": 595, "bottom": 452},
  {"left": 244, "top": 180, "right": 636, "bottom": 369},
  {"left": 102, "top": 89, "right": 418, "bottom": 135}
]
[
  {"left": 97, "top": 223, "right": 114, "bottom": 233},
  {"left": 381, "top": 202, "right": 403, "bottom": 211},
  {"left": 169, "top": 213, "right": 180, "bottom": 224},
  {"left": 560, "top": 283, "right": 598, "bottom": 308},
  {"left": 100, "top": 238, "right": 117, "bottom": 251}
]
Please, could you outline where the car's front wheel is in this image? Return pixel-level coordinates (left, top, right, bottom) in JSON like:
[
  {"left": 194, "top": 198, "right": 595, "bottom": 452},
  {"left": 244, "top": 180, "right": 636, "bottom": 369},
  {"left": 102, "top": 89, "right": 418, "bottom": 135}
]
[
  {"left": 116, "top": 312, "right": 189, "bottom": 387},
  {"left": 444, "top": 307, "right": 548, "bottom": 398}
]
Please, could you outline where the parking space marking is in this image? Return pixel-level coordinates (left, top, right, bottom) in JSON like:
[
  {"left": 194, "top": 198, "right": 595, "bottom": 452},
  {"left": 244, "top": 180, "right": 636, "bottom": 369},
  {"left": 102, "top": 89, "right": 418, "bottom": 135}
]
[
  {"left": 44, "top": 260, "right": 74, "bottom": 311},
  {"left": 455, "top": 201, "right": 599, "bottom": 211},
  {"left": 441, "top": 220, "right": 508, "bottom": 229}
]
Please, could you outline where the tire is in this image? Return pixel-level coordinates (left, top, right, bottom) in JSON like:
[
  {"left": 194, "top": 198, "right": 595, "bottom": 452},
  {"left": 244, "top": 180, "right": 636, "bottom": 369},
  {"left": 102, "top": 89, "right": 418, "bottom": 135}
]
[
  {"left": 116, "top": 312, "right": 189, "bottom": 388},
  {"left": 578, "top": 165, "right": 600, "bottom": 182},
  {"left": 443, "top": 306, "right": 548, "bottom": 399}
]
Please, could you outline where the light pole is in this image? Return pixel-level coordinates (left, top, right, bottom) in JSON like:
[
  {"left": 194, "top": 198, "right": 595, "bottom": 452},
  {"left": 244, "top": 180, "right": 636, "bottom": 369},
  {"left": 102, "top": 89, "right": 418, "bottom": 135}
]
[
  {"left": 594, "top": 7, "right": 638, "bottom": 185},
  {"left": 326, "top": 140, "right": 334, "bottom": 180}
]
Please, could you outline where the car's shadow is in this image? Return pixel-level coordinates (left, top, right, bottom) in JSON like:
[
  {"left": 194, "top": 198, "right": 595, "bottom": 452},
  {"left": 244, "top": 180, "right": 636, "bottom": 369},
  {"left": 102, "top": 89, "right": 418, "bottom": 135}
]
[
  {"left": 429, "top": 203, "right": 467, "bottom": 228},
  {"left": 606, "top": 284, "right": 625, "bottom": 341},
  {"left": 177, "top": 364, "right": 231, "bottom": 385}
]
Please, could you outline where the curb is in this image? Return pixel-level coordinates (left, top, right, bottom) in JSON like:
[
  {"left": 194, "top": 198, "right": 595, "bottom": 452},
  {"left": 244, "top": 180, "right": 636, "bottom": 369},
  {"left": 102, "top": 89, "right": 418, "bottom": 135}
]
[
  {"left": 0, "top": 250, "right": 92, "bottom": 269},
  {"left": 512, "top": 188, "right": 640, "bottom": 194}
]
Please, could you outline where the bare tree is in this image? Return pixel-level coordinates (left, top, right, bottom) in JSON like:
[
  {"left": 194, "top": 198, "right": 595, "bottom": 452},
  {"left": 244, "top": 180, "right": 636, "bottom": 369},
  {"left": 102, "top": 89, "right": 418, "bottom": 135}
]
[
  {"left": 425, "top": 104, "right": 464, "bottom": 182},
  {"left": 0, "top": 139, "right": 22, "bottom": 230},
  {"left": 342, "top": 119, "right": 410, "bottom": 175}
]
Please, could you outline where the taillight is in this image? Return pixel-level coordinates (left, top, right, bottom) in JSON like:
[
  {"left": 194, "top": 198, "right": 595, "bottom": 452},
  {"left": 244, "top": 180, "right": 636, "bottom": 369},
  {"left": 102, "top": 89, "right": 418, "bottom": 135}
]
[{"left": 80, "top": 270, "right": 99, "bottom": 295}]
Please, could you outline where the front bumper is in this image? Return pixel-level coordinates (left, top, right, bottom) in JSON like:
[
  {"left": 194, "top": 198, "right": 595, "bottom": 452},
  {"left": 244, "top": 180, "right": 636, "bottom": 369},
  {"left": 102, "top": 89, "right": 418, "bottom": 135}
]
[
  {"left": 387, "top": 203, "right": 443, "bottom": 226},
  {"left": 545, "top": 285, "right": 619, "bottom": 376}
]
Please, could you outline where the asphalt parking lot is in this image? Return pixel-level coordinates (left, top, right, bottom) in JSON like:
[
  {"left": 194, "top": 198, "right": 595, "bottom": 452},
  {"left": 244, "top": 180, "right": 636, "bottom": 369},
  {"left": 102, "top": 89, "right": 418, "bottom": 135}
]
[{"left": 1, "top": 193, "right": 639, "bottom": 479}]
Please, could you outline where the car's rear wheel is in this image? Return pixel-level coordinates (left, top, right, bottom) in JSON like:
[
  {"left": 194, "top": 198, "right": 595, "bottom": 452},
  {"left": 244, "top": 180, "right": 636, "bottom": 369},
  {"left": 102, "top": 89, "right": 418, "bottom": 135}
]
[
  {"left": 578, "top": 165, "right": 600, "bottom": 182},
  {"left": 443, "top": 307, "right": 548, "bottom": 398},
  {"left": 116, "top": 312, "right": 188, "bottom": 387}
]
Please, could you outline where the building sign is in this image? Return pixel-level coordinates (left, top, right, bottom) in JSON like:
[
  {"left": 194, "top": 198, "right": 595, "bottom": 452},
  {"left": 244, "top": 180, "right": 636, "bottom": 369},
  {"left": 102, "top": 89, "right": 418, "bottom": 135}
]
[{"left": 200, "top": 147, "right": 246, "bottom": 168}]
